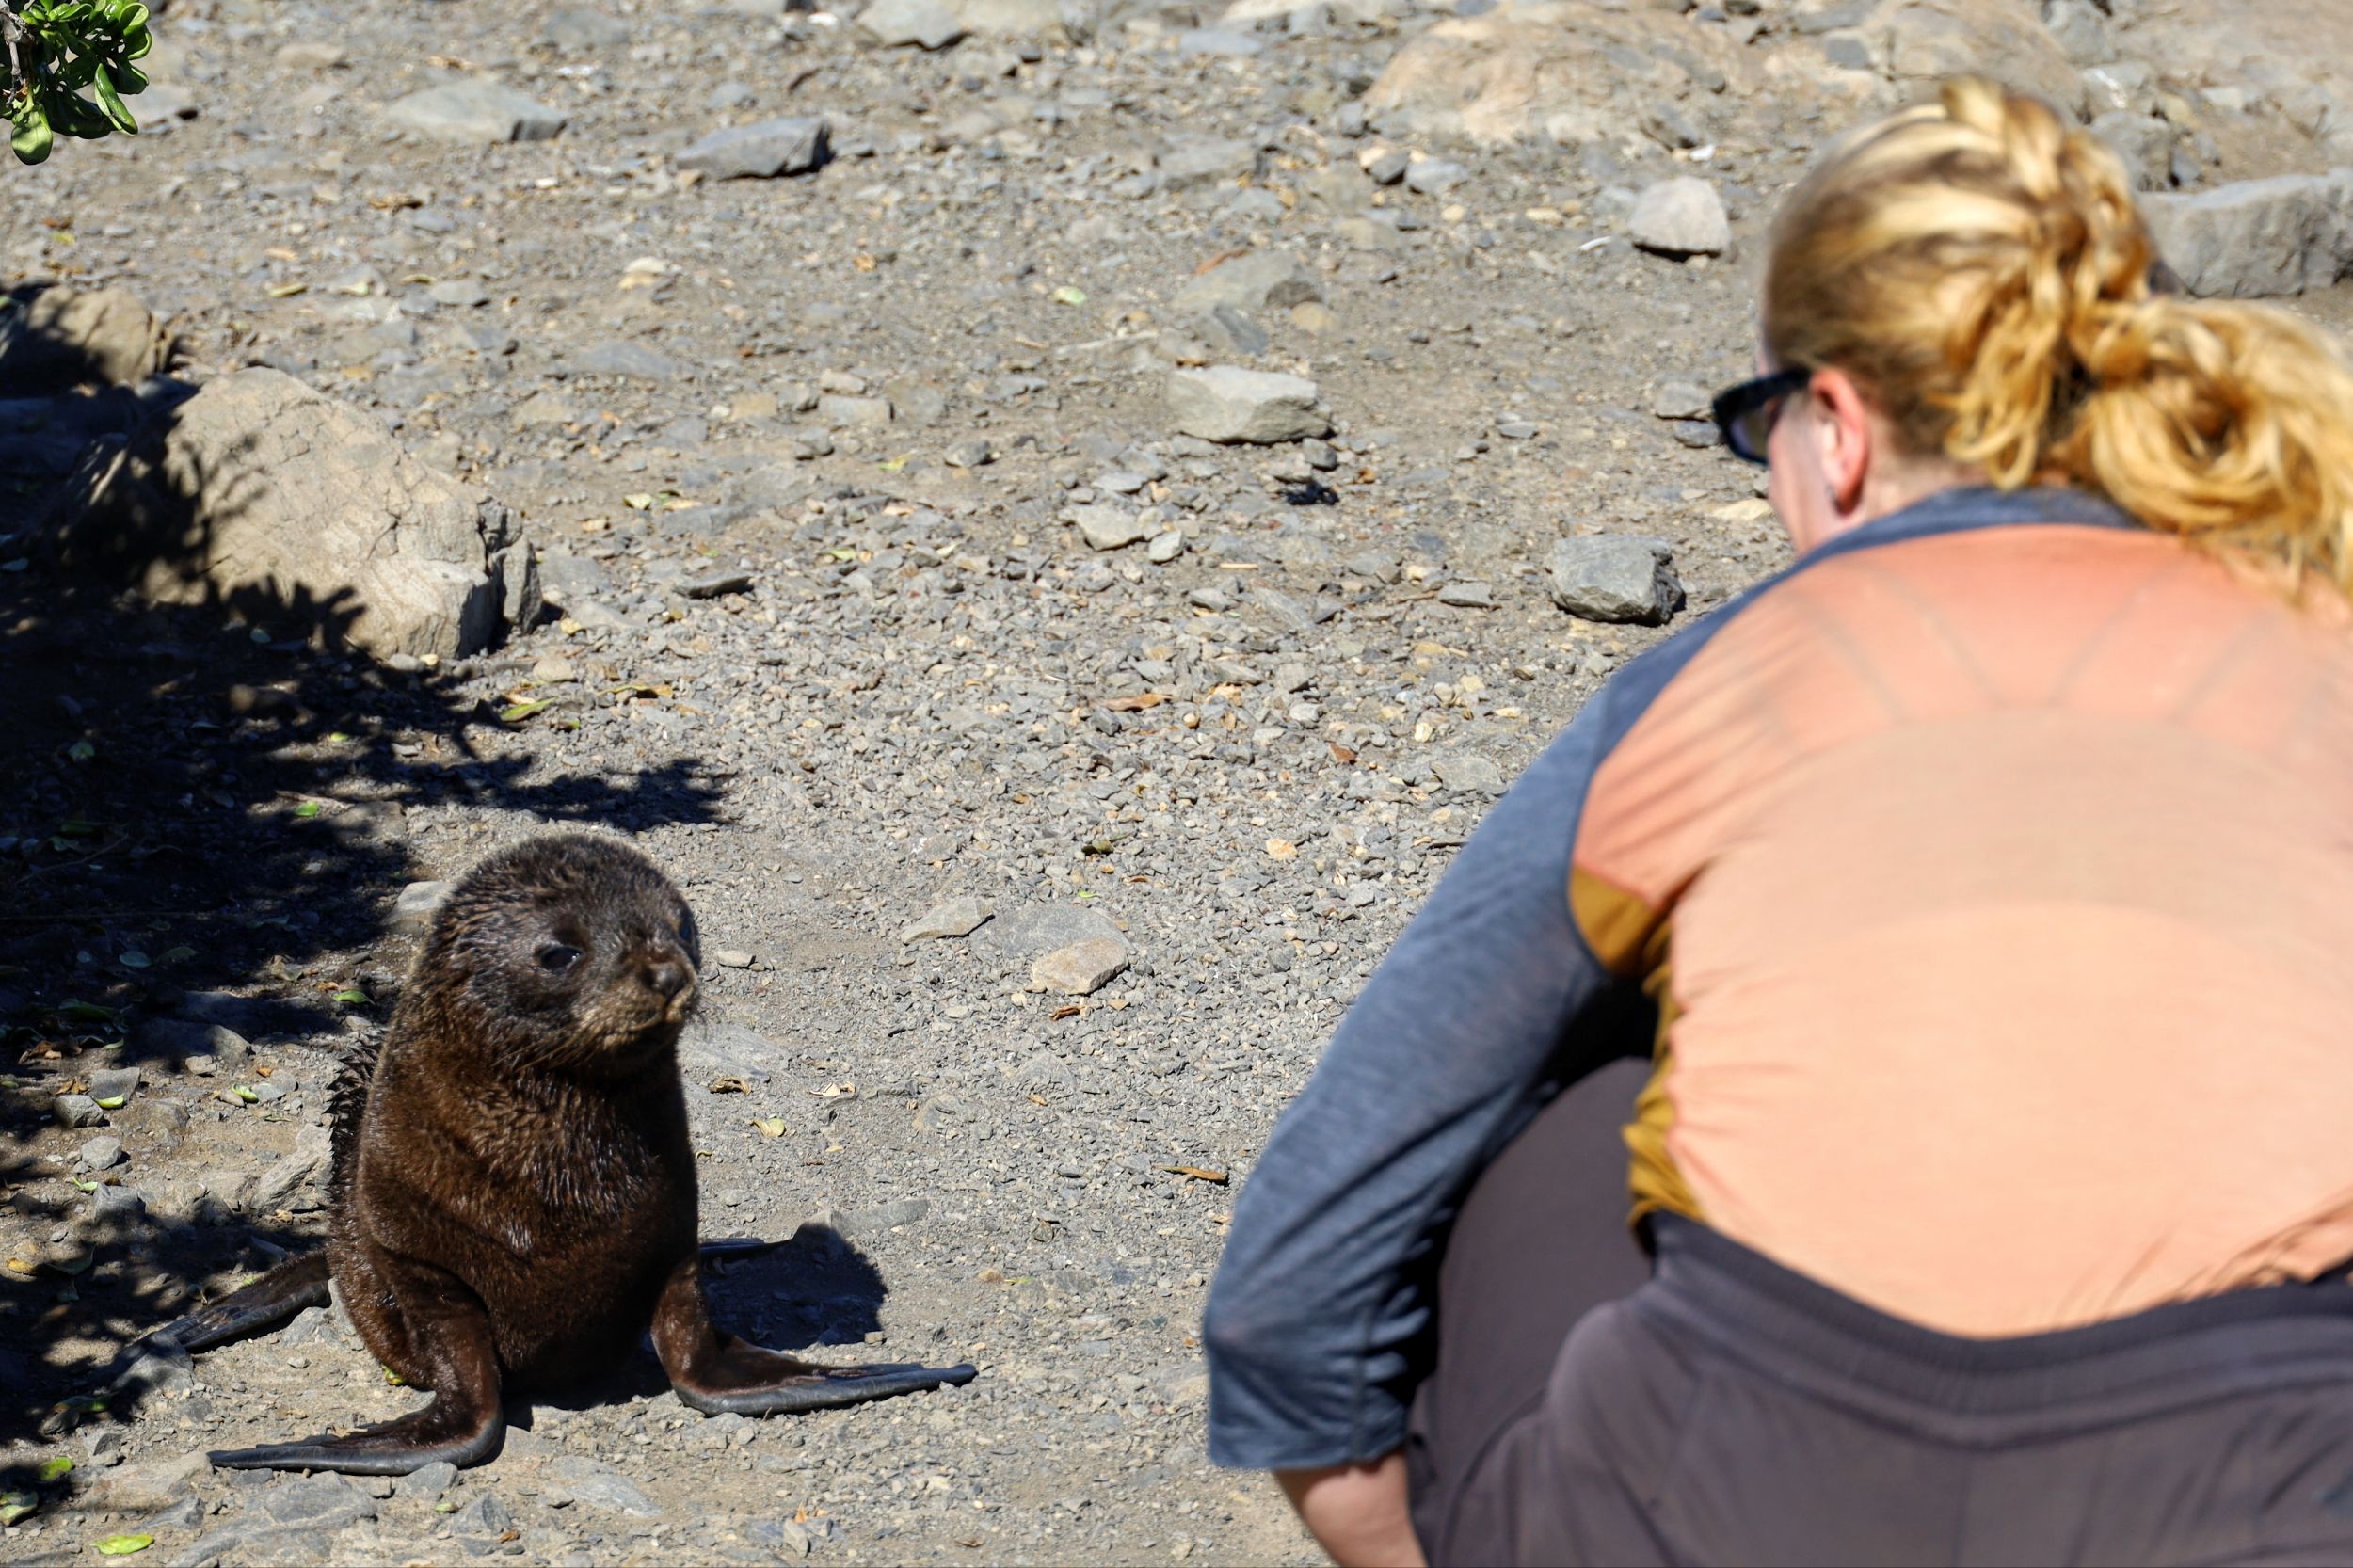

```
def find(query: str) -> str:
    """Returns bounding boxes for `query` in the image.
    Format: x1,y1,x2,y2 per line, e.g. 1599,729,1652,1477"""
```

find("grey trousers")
1405,1063,2353,1567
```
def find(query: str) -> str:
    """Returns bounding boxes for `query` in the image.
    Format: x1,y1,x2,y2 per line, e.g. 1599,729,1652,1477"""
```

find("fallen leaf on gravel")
332,989,366,1006
1162,1165,1229,1184
232,1085,258,1103
293,800,322,818
1049,1005,1080,1020
95,1534,152,1557
708,1076,749,1095
265,282,307,298
1193,247,1251,275
1052,285,1086,305
38,1456,72,1481
752,1117,786,1137
1329,743,1358,764
0,1493,34,1525
500,700,552,723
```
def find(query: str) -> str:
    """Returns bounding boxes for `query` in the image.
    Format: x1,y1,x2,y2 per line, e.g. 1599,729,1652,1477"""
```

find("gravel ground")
7,0,2353,1561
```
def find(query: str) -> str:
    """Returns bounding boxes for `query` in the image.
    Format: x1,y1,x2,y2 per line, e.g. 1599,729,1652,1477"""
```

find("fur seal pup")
159,832,975,1474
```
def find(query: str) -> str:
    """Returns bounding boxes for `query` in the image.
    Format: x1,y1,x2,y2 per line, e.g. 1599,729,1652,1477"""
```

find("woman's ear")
1808,367,1877,518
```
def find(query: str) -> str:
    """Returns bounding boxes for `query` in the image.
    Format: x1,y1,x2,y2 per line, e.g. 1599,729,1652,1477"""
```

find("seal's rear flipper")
673,1359,980,1416
153,1253,331,1354
207,1397,504,1476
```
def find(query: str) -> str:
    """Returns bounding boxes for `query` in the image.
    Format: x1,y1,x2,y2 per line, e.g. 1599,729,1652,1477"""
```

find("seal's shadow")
528,1225,889,1412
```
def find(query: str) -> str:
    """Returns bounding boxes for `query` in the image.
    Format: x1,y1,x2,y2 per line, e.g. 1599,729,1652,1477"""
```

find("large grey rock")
1030,937,1131,995
0,284,172,392
2142,170,2353,297
860,0,967,47
248,1126,332,1211
954,0,1079,39
136,1017,251,1075
1171,250,1323,316
386,79,567,144
1068,504,1155,551
970,904,1124,961
543,1455,661,1516
2089,110,2174,192
678,1017,785,1084
900,894,994,942
1165,366,1331,444
574,339,685,379
1158,136,1257,190
1549,536,1683,625
49,370,539,661
1629,178,1730,258
675,117,830,179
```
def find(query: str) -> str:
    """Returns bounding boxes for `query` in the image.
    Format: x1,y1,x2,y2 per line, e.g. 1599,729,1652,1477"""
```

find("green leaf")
61,1000,116,1022
1052,285,1086,306
118,950,148,968
500,699,552,723
293,800,322,819
232,1085,258,1104
10,104,56,166
331,989,366,1006
72,1178,96,1192
92,66,137,136
38,1455,72,1482
0,1492,35,1526
95,1535,154,1557
94,1095,124,1110
67,739,96,761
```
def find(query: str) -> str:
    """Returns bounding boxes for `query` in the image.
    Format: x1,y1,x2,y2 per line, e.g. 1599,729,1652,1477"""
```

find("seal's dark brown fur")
168,832,973,1475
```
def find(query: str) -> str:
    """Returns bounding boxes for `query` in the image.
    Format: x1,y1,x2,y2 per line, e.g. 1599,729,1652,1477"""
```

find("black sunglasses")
1711,367,1812,465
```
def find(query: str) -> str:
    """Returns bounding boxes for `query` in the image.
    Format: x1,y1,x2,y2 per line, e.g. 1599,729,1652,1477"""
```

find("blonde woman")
1205,77,2353,1567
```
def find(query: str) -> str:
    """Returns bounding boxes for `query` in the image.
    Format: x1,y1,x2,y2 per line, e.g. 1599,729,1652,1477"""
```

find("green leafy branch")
3,0,152,166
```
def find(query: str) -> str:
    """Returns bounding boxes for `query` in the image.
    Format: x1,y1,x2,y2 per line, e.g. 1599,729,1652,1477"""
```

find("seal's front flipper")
152,1253,332,1354
673,1356,980,1416
207,1396,505,1476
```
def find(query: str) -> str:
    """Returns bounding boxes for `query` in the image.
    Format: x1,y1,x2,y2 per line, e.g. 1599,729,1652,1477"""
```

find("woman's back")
1584,500,2353,1335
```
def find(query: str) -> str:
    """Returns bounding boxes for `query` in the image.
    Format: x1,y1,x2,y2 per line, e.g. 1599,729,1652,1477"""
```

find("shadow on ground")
0,286,725,1489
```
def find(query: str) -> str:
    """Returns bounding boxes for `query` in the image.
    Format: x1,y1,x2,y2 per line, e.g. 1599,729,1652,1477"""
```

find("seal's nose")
644,946,695,999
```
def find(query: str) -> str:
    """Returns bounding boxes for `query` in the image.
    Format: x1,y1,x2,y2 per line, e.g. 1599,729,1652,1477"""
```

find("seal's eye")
536,943,583,974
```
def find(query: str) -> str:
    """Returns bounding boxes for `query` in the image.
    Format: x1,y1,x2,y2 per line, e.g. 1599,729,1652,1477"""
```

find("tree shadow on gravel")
0,294,726,1478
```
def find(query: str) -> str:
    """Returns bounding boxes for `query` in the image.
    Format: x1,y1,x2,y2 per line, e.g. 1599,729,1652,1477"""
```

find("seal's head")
423,832,700,1071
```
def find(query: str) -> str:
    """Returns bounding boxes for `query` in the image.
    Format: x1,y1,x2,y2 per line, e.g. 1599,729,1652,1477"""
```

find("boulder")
48,369,540,660
675,116,831,179
1030,937,1131,995
386,79,568,144
1363,0,1747,146
952,0,1077,36
1629,178,1731,258
2141,170,2353,297
0,285,173,392
1869,0,2084,116
1069,504,1156,551
1550,536,1683,625
1165,366,1331,444
860,0,967,47
1172,250,1324,316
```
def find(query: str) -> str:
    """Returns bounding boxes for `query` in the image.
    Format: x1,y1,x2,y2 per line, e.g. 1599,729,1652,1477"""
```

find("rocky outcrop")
48,369,540,660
